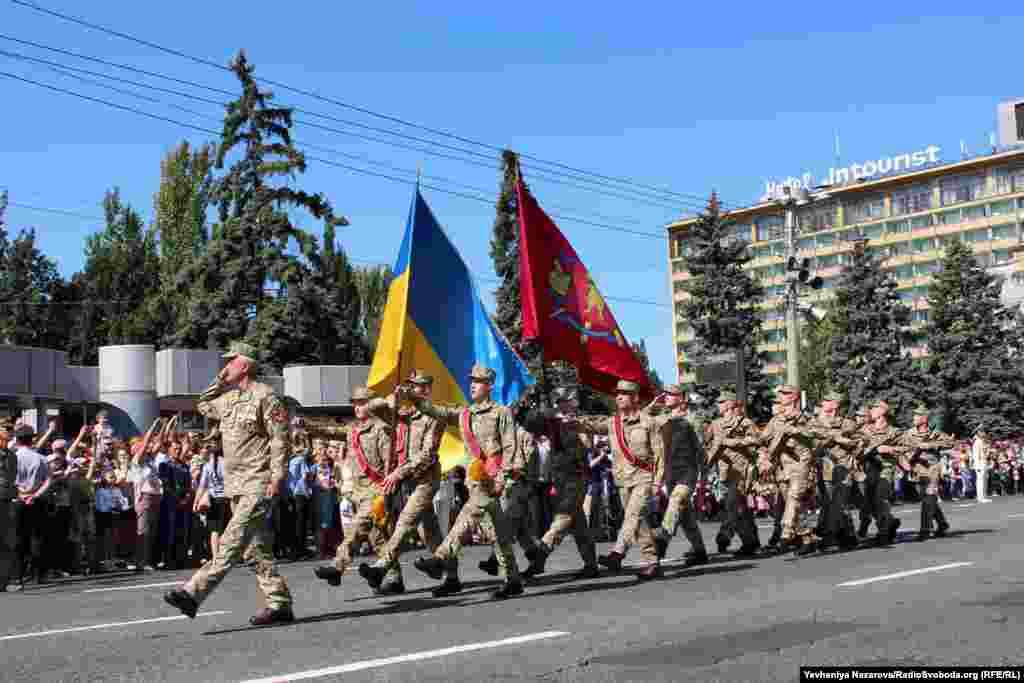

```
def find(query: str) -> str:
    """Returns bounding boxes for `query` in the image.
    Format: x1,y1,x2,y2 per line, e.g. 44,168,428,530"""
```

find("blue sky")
2,2,1022,383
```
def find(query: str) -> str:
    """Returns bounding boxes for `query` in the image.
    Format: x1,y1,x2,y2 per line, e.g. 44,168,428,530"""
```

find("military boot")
250,606,295,626
376,578,405,595
716,534,730,554
358,563,387,590
857,518,870,539
684,549,709,567
414,556,446,580
767,529,782,548
935,519,950,538
575,565,600,579
795,541,817,557
431,576,463,598
598,550,624,571
636,562,663,581
163,589,198,619
491,579,524,599
522,545,550,579
888,518,901,544
478,553,500,577
653,529,671,560
313,566,342,587
733,543,758,558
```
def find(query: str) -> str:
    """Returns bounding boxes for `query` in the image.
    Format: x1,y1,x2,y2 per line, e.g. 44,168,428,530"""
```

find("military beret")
823,391,844,402
717,389,737,402
469,364,496,384
615,380,640,394
13,423,35,438
351,386,375,402
409,371,434,386
222,341,258,363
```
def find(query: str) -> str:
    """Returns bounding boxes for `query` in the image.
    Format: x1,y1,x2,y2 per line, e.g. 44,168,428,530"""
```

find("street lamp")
778,188,825,389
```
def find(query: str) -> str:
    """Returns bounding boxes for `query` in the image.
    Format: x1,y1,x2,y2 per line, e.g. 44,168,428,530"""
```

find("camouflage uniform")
578,381,663,570
330,412,393,577
901,408,956,539
366,374,454,587
0,419,16,589
761,387,817,550
648,386,707,560
809,393,861,549
414,366,521,585
479,427,539,558
182,344,292,613
706,391,761,553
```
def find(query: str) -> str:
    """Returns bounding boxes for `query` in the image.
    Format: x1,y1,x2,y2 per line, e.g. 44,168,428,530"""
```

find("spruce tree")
828,240,925,425
172,51,344,354
923,240,1023,437
682,193,770,420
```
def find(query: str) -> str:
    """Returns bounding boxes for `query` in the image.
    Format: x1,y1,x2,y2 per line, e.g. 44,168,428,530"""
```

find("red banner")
516,180,653,397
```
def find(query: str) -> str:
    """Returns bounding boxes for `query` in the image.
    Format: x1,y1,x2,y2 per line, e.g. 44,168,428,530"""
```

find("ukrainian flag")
368,187,535,473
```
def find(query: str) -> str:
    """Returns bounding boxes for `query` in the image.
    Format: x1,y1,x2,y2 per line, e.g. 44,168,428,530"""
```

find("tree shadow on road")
201,598,468,636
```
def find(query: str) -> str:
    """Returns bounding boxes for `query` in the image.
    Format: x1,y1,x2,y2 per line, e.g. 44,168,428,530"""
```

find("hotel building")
667,100,1024,385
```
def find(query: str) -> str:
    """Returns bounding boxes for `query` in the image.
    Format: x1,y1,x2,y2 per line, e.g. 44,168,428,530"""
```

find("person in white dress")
972,428,992,503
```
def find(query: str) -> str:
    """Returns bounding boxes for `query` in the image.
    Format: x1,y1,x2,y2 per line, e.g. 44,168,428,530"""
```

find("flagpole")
513,157,551,408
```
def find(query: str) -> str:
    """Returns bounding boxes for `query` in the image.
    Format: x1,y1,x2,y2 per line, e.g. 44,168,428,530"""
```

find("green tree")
828,240,925,426
0,192,65,347
797,304,838,408
682,193,770,420
490,150,524,352
632,340,663,390
352,263,392,354
171,51,343,354
923,240,1023,437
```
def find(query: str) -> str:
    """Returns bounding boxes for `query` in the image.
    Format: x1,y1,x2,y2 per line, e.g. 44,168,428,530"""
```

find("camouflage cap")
222,341,258,363
717,389,737,402
615,380,640,394
408,370,434,386
774,384,799,396
823,390,844,402
663,384,684,396
351,386,375,402
468,364,496,384
912,404,931,416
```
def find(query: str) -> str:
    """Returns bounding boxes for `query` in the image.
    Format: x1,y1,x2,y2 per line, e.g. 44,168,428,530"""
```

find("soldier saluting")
164,341,294,626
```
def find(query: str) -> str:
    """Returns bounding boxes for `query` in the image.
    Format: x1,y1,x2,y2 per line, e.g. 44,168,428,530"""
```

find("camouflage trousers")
185,493,291,611
375,480,450,579
661,471,706,554
0,501,15,586
334,492,391,577
825,465,856,541
778,462,818,545
480,480,538,555
436,484,520,581
612,482,657,563
539,478,596,567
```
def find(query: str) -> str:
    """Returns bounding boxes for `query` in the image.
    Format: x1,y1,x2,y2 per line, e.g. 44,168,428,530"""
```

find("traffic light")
788,256,823,289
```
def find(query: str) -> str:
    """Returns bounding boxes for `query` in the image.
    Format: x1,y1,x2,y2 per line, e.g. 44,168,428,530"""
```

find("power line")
0,69,669,240
6,0,727,210
0,38,698,214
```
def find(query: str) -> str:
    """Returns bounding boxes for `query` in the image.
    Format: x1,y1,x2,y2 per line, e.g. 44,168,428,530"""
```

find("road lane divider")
0,611,231,641
836,562,973,588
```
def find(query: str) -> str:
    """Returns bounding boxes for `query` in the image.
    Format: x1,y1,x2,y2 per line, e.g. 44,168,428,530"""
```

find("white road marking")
83,581,181,593
836,562,973,588
0,611,231,641
238,630,571,683
1007,513,1024,519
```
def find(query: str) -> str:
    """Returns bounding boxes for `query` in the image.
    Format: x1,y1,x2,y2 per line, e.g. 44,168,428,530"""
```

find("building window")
898,289,915,302
845,195,886,224
991,200,1015,217
751,245,771,260
764,351,786,364
817,253,839,268
798,202,835,233
912,237,936,254
915,261,940,276
797,237,815,252
820,277,836,290
993,223,1017,241
763,329,787,343
962,228,988,244
756,215,784,242
1015,168,1024,192
892,184,932,215
731,223,753,243
995,168,1015,195
769,241,786,257
887,219,911,234
864,223,885,240
888,241,912,257
911,310,930,323
993,249,1012,265
963,205,987,222
940,174,986,206
910,215,932,230
936,209,961,226
894,264,914,279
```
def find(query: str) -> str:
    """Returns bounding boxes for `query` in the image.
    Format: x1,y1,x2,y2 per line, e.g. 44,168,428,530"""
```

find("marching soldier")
577,380,664,580
861,399,907,546
0,417,17,592
357,372,458,594
810,391,862,551
901,405,955,541
313,388,395,591
648,385,708,566
516,387,600,579
409,364,523,600
851,406,875,539
761,385,818,556
706,390,760,557
165,341,294,626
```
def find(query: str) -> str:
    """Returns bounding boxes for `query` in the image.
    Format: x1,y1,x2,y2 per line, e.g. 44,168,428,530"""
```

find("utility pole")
779,187,823,389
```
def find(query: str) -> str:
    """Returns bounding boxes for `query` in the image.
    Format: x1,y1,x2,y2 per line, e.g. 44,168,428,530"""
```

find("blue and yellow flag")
368,187,535,473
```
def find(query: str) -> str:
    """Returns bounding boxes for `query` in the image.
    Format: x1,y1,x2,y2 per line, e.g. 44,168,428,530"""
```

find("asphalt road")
4,496,1024,683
